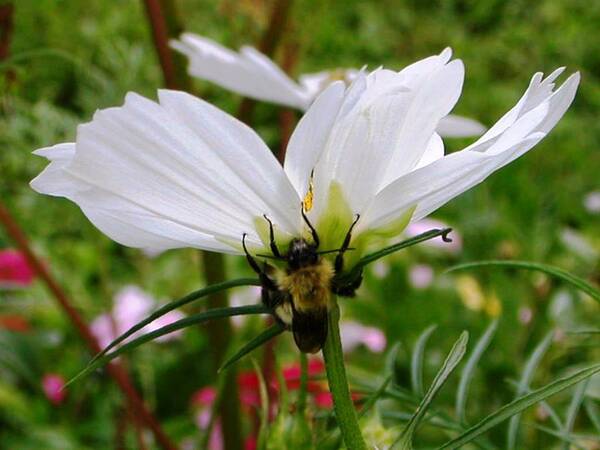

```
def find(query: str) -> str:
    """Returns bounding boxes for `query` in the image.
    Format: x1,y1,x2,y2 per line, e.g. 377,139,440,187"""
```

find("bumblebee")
243,210,362,353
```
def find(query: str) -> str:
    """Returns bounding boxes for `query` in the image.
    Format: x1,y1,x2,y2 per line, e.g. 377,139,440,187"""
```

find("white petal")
298,70,332,100
415,133,444,169
363,70,578,232
31,143,80,197
399,47,453,80
156,90,301,234
171,33,310,109
309,54,464,221
283,82,346,198
366,132,545,231
31,91,302,252
436,114,486,137
380,58,465,186
298,68,361,102
472,69,575,149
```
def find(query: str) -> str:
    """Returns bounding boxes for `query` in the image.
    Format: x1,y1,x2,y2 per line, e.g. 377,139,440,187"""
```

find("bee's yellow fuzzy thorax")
276,258,334,312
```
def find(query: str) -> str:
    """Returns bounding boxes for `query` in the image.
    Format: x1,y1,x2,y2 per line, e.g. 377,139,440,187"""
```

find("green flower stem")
322,299,367,450
298,352,308,413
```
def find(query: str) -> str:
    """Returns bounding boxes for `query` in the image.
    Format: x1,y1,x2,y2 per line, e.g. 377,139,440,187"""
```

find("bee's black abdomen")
292,307,328,353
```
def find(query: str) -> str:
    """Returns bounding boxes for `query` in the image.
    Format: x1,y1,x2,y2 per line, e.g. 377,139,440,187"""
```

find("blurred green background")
1,0,599,449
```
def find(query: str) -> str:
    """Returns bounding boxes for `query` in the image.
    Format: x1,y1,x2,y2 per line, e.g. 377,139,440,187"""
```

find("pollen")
302,171,315,212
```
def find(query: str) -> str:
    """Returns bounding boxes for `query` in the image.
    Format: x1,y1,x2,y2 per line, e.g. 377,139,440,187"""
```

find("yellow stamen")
302,171,315,212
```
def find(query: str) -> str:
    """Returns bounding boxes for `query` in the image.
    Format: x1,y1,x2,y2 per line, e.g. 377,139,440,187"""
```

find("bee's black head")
287,238,318,270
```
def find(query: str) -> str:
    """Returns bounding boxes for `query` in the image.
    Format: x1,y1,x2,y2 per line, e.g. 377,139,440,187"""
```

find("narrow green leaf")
253,359,270,450
561,379,589,450
506,379,563,430
584,399,600,435
69,304,269,386
343,228,452,282
384,342,403,377
358,375,393,419
528,424,589,450
396,331,469,449
411,325,438,397
567,330,600,335
91,277,260,363
0,331,39,388
437,363,600,450
385,411,462,432
507,331,554,450
447,260,600,304
219,323,285,372
456,320,498,424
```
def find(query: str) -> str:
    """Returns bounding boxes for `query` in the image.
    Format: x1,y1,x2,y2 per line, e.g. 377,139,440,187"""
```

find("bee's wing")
292,307,328,354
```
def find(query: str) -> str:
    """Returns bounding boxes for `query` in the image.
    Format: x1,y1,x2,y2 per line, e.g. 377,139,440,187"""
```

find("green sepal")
315,181,355,254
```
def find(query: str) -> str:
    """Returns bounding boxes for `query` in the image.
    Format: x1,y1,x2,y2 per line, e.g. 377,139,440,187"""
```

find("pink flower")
191,386,224,450
0,249,35,287
191,386,217,408
229,286,262,327
405,219,462,253
91,285,184,350
408,264,434,289
237,371,261,408
244,436,257,450
314,390,362,409
42,373,66,405
371,261,390,279
341,321,387,353
584,191,600,214
281,358,326,392
313,391,334,409
518,306,533,325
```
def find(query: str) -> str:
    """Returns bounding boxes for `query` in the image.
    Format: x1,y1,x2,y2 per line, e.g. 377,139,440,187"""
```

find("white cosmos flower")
30,49,579,263
171,33,486,138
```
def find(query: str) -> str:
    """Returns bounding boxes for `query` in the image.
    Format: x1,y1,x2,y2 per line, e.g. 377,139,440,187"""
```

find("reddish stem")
142,0,180,90
0,2,15,83
0,3,13,60
277,39,300,162
0,202,178,450
237,0,295,124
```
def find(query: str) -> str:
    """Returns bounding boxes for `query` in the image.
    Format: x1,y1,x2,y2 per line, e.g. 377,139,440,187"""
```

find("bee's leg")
262,214,282,258
301,206,320,247
335,214,360,273
242,233,277,290
332,271,363,297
